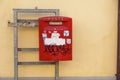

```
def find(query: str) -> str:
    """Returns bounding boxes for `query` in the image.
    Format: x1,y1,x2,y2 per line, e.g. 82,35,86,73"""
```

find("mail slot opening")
49,22,62,25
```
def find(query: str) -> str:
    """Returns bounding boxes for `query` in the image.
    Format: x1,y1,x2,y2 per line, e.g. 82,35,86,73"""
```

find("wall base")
0,76,116,80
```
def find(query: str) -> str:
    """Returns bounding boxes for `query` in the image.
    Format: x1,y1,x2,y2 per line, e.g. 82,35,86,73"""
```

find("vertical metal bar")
14,10,18,80
55,61,59,80
117,0,120,80
55,10,60,80
55,9,60,16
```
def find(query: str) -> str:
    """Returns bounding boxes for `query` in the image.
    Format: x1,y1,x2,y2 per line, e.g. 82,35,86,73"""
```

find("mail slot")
39,16,72,61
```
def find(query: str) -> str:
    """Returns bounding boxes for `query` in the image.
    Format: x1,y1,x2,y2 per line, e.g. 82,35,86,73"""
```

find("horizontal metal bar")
18,62,55,65
18,19,38,23
8,21,38,27
18,48,39,51
13,9,59,13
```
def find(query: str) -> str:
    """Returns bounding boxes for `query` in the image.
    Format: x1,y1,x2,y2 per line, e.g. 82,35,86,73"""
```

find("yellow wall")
0,0,118,77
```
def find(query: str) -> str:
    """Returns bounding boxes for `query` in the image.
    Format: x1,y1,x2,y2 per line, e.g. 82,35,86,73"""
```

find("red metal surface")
39,16,72,61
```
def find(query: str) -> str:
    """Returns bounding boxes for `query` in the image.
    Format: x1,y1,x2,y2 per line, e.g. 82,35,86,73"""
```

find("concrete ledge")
0,76,116,80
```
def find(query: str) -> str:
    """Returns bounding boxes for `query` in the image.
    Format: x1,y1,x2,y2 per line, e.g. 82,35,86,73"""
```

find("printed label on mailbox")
39,16,72,61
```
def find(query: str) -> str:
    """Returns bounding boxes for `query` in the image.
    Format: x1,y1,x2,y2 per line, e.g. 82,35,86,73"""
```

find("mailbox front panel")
39,16,72,61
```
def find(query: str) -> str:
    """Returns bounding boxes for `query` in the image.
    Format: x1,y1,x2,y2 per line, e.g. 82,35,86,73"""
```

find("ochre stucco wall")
0,0,118,77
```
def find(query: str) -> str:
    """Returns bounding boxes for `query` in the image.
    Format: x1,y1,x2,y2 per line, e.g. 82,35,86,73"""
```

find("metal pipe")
55,10,60,80
14,10,18,80
55,61,59,80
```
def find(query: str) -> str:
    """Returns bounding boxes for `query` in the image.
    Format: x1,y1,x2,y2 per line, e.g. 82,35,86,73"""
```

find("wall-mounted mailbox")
39,16,72,61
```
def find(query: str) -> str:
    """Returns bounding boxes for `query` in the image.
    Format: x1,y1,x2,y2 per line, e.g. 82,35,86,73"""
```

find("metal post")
55,61,59,80
55,10,60,80
55,9,59,16
117,0,120,80
14,10,18,80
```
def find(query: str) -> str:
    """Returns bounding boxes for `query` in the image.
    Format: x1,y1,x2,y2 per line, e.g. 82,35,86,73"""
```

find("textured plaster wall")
0,0,118,77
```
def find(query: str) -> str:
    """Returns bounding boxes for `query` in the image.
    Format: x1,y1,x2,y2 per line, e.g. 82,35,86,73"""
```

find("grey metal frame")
13,9,59,80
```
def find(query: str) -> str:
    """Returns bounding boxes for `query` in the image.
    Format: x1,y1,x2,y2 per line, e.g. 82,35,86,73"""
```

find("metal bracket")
10,8,60,80
8,21,38,27
8,9,59,27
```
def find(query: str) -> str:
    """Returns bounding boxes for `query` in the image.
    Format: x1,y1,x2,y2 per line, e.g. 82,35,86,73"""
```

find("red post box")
39,16,72,61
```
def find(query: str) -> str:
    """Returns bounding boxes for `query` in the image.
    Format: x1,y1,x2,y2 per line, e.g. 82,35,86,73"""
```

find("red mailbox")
39,16,72,61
